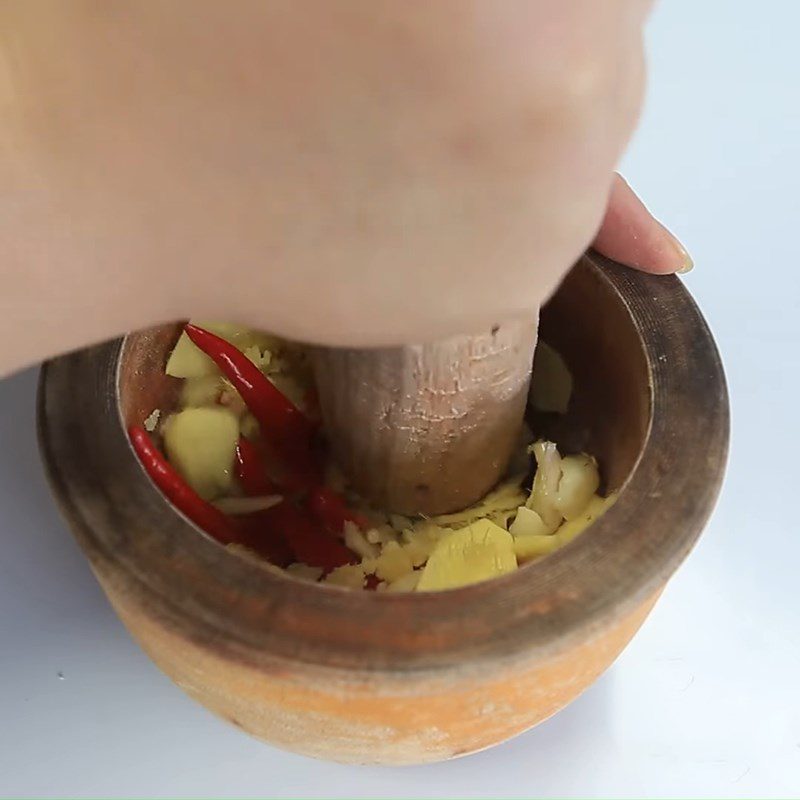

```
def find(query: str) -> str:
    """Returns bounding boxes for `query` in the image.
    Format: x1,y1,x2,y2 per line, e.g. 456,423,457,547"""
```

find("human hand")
0,1,686,375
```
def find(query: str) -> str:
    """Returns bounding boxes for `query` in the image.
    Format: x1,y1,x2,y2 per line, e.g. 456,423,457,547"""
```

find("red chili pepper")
235,436,278,496
364,574,381,591
235,434,317,495
308,485,369,534
235,436,353,570
236,511,294,567
184,324,313,453
277,447,324,494
266,502,355,572
129,426,240,545
186,324,320,490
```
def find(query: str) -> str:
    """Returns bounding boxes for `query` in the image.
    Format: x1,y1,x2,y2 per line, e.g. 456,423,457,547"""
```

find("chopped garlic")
344,521,380,560
387,571,421,593
285,563,324,583
430,477,527,527
243,344,270,370
325,563,366,589
374,541,414,582
366,524,398,546
360,557,378,574
402,537,432,568
389,514,413,532
143,408,161,432
401,522,447,566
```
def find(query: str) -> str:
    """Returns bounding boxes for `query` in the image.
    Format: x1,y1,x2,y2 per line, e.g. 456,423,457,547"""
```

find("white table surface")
2,1,798,797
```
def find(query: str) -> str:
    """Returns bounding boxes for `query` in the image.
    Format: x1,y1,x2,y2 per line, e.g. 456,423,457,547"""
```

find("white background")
1,1,798,797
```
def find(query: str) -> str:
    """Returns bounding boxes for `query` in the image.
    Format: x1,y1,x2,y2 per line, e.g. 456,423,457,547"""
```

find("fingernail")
664,226,693,273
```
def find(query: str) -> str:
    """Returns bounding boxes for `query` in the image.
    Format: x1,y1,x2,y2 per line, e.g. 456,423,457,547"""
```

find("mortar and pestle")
38,252,728,764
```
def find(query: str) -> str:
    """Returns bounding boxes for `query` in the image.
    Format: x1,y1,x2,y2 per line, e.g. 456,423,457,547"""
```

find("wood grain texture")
104,575,658,764
37,253,729,763
312,317,538,515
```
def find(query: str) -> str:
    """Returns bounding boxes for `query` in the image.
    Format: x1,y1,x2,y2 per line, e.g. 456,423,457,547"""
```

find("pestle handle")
312,316,538,516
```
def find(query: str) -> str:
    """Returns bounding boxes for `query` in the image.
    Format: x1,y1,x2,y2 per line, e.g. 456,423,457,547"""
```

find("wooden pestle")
311,316,538,516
